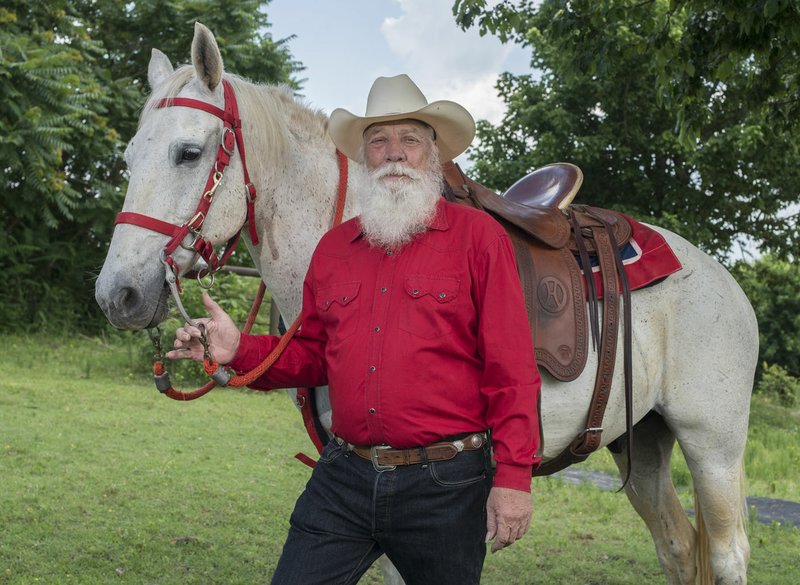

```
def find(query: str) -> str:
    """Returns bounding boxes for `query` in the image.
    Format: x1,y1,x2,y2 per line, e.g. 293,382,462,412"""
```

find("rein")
121,79,349,399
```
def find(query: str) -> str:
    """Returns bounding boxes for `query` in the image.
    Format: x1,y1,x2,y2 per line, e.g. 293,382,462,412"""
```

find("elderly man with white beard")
168,75,541,585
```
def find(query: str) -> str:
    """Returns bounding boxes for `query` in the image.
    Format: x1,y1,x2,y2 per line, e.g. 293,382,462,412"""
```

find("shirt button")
380,287,387,293
369,365,376,372
385,248,393,255
411,289,420,295
439,292,446,299
369,408,376,414
374,326,380,332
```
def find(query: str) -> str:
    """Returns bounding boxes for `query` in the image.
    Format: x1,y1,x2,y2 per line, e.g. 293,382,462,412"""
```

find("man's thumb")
202,292,223,317
485,507,497,542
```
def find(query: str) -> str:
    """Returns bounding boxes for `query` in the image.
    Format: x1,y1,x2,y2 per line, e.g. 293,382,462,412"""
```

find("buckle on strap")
578,427,603,439
370,445,397,472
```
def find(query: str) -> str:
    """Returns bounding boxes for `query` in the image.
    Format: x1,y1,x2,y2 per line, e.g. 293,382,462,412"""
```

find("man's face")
363,121,434,178
357,120,442,248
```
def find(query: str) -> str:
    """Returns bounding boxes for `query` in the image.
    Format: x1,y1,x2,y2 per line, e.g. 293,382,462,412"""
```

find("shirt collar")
347,197,450,243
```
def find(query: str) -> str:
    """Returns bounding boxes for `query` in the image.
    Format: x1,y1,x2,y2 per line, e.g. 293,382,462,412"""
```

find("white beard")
357,161,443,248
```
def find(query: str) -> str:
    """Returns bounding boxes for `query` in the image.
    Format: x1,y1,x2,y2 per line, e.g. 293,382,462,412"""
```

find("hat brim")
328,100,476,163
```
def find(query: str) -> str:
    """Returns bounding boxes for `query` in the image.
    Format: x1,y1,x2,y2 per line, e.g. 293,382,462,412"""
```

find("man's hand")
485,486,532,553
166,293,241,365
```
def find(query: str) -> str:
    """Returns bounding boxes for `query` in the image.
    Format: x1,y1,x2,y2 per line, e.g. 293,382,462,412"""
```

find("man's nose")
385,138,406,162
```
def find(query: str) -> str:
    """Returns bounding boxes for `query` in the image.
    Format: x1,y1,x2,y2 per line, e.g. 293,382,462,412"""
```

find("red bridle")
120,77,351,401
115,79,259,286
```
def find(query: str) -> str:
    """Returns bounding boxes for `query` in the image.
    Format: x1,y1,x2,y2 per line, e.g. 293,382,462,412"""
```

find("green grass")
1,333,798,584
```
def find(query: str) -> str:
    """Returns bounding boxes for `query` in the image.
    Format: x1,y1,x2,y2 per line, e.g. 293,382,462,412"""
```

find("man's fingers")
495,522,522,552
490,523,514,553
166,347,196,360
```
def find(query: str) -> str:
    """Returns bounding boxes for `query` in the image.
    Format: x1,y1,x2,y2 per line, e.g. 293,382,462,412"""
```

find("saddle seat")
504,162,583,210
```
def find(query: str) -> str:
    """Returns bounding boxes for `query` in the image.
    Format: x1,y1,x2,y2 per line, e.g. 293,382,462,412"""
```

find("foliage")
0,0,299,333
0,0,123,329
2,333,799,583
453,0,800,260
732,255,800,378
757,363,800,408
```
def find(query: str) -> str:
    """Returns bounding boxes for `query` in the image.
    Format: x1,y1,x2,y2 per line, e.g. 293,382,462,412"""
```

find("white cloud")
380,0,526,125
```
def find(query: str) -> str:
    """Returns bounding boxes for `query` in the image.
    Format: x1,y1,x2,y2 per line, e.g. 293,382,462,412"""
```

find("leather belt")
337,432,488,472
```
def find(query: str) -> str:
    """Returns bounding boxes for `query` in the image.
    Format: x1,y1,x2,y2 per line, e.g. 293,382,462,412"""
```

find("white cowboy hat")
328,74,476,163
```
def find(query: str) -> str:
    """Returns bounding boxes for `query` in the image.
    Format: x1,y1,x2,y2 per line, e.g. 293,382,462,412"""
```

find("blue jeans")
270,438,493,585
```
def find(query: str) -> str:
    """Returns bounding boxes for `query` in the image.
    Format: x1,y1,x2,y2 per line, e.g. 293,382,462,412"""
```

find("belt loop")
418,446,428,468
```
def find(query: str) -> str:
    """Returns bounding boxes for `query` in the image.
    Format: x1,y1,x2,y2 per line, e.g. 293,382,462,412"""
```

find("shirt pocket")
399,275,460,340
316,281,361,341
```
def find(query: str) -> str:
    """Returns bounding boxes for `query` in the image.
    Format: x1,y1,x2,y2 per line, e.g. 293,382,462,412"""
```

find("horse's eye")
182,147,202,162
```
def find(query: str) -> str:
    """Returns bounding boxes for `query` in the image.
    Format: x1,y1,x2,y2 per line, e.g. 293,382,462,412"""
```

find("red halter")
114,79,259,285
122,78,352,402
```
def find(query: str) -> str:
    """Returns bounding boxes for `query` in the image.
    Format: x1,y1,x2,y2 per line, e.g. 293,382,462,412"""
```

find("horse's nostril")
115,286,141,313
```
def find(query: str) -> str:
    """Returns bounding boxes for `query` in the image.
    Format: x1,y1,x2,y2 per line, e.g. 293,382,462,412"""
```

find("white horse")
95,23,758,585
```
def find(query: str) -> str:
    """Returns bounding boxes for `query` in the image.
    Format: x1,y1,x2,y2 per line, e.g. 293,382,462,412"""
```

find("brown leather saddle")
442,161,634,478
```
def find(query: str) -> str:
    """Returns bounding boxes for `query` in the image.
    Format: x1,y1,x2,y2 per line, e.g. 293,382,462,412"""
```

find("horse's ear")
148,49,174,90
191,22,224,92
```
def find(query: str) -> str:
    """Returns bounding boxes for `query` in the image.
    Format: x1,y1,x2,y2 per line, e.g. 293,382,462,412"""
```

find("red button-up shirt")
229,199,541,491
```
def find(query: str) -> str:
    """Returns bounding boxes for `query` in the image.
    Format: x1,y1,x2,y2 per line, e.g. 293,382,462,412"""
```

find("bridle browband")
115,79,259,291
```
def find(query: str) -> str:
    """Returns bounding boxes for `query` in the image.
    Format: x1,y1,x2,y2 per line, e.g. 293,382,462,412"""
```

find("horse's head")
96,23,251,329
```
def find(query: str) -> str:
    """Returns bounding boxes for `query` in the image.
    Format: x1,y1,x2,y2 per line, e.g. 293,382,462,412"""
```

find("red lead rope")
154,149,349,400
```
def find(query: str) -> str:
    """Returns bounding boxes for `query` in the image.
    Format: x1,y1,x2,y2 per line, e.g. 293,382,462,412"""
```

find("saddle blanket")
583,215,682,296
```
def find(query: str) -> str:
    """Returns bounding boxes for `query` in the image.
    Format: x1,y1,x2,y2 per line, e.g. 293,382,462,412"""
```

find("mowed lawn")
1,334,798,584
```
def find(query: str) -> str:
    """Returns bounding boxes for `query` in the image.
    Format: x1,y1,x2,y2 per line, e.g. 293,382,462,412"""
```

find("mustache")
370,162,424,181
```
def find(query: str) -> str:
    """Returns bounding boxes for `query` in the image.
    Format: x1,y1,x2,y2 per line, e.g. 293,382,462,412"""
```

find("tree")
0,0,299,331
453,0,800,260
732,255,800,380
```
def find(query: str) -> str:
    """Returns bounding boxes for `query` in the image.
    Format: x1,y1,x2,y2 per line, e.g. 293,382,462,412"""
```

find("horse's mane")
142,66,331,174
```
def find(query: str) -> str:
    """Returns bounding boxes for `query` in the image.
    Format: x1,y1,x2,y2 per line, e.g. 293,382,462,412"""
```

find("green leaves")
455,0,800,261
0,0,301,332
733,256,800,381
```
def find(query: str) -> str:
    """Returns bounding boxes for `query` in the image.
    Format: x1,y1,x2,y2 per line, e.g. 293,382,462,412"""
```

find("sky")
266,0,533,165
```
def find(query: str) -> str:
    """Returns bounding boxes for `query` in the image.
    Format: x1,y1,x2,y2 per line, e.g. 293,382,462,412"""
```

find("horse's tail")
694,459,749,585
694,490,714,585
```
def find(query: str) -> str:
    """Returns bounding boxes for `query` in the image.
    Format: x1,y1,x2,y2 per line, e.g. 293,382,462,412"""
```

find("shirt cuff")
227,333,269,372
493,462,533,492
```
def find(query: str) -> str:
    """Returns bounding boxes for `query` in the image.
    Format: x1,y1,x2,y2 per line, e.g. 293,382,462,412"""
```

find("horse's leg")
377,555,406,585
674,424,750,585
610,412,697,585
641,232,753,585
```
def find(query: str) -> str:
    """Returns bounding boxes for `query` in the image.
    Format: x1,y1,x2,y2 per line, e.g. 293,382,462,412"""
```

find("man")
168,74,541,585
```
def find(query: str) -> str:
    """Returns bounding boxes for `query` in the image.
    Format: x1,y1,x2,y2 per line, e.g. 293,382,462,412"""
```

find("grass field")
1,333,798,584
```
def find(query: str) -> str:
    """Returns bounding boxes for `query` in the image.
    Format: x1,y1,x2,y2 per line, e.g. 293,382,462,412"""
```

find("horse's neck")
243,93,365,320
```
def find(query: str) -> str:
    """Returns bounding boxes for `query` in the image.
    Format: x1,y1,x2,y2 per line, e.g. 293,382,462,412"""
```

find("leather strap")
569,223,619,456
533,210,630,477
346,432,488,467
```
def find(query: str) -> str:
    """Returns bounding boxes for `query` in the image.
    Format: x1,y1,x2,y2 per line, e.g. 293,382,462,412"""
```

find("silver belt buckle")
370,445,397,472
